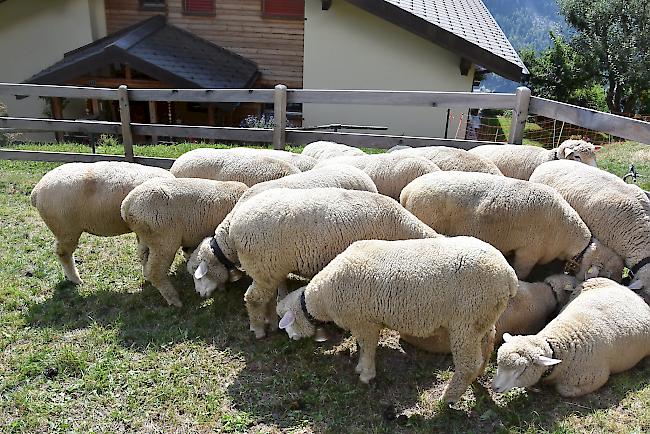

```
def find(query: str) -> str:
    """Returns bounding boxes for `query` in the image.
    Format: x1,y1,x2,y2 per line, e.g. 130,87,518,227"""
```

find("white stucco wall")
0,0,107,142
303,0,474,138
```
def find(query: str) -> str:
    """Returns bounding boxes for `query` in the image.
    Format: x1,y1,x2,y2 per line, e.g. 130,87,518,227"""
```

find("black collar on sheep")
210,237,238,270
564,237,593,274
300,291,328,327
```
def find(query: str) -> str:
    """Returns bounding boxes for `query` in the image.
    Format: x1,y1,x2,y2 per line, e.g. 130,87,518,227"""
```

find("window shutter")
262,0,304,18
184,0,214,14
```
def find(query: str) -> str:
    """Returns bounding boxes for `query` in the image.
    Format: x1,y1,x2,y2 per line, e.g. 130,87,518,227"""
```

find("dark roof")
26,15,259,89
344,0,529,82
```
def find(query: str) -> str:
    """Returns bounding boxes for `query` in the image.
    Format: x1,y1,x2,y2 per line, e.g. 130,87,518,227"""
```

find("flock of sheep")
29,140,650,403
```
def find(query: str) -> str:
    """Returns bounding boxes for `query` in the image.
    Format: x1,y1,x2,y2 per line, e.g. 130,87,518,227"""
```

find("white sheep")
469,140,600,180
530,160,650,294
276,236,518,402
187,187,437,338
30,162,174,284
493,278,650,397
237,164,378,203
301,141,366,161
314,153,440,199
400,171,624,280
229,147,317,171
391,146,503,175
401,274,578,353
120,178,248,307
170,148,300,186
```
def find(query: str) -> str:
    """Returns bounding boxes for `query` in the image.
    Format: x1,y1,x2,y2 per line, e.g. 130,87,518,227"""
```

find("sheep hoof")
359,372,375,384
250,326,266,339
66,276,83,285
355,363,363,374
168,299,183,308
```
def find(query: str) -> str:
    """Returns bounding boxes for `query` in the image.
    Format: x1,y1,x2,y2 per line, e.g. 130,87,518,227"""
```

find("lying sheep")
391,146,503,175
401,274,578,353
187,188,437,338
469,140,600,180
30,162,174,284
493,278,650,397
238,164,377,203
229,147,317,171
315,153,440,199
400,171,623,280
120,178,247,307
530,160,650,294
170,148,300,186
276,237,518,402
301,141,366,161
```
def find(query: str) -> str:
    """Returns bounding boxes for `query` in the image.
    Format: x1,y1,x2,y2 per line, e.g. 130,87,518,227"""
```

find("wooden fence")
1,83,649,168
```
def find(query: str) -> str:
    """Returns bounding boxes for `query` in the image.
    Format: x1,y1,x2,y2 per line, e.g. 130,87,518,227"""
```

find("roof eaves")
346,0,527,82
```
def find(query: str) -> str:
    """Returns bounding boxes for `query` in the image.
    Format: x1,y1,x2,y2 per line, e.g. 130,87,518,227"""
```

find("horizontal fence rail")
1,83,649,168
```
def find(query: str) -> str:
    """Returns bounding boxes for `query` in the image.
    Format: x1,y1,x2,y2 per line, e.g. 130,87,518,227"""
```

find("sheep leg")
144,245,182,307
555,367,610,397
478,326,497,374
444,331,484,403
136,235,150,271
265,299,279,332
353,325,381,383
244,280,276,339
511,251,538,279
54,231,83,284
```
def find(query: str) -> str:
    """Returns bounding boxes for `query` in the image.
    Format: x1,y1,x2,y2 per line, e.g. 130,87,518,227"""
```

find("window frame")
261,0,305,20
139,0,166,12
183,0,216,16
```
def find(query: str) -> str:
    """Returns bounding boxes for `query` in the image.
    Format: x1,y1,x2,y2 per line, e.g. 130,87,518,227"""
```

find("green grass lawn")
1,142,649,433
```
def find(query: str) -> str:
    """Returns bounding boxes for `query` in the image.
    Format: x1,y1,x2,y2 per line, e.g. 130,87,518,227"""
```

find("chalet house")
0,0,527,141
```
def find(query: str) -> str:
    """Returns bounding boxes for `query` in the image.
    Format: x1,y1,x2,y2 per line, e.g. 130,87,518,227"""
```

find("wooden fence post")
117,85,134,161
509,86,531,145
273,84,287,150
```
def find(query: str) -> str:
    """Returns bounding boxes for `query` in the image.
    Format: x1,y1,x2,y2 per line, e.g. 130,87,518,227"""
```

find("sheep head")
578,239,625,282
493,333,562,393
276,287,317,341
558,140,600,167
187,237,230,298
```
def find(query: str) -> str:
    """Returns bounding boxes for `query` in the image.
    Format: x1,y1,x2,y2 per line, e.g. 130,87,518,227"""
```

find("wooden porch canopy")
25,15,260,107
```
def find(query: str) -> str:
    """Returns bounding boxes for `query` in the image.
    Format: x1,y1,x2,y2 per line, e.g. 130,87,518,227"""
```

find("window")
139,0,165,11
183,0,215,15
262,0,304,19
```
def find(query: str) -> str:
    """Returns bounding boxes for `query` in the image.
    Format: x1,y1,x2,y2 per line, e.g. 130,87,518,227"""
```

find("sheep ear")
535,355,562,366
279,311,295,329
194,261,208,279
502,333,514,343
228,268,243,282
564,148,574,158
629,280,644,290
585,265,601,280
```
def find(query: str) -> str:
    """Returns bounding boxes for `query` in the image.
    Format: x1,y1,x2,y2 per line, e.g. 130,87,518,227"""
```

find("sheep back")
301,141,366,161
393,146,503,175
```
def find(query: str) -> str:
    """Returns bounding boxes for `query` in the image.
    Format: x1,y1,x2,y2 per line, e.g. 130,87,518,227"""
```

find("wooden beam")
207,104,216,144
509,86,531,145
70,77,169,89
148,100,158,144
273,84,287,150
51,97,64,142
124,65,132,81
128,88,275,103
131,123,273,142
0,83,118,100
0,149,174,168
117,85,134,161
0,116,121,134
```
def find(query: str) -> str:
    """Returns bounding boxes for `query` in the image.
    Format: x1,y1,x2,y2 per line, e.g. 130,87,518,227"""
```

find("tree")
558,0,650,113
521,33,607,110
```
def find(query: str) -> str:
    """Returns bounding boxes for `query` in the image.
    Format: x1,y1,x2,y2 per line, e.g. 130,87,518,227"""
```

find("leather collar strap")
629,257,650,277
541,341,558,379
300,291,327,327
209,237,237,270
564,238,593,274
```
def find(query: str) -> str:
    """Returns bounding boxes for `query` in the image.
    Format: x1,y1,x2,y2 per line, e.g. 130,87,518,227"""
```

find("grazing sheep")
30,162,174,284
276,237,518,402
229,147,317,171
170,148,300,186
391,146,503,175
401,274,578,353
301,141,366,161
187,188,437,338
530,160,650,294
238,164,378,203
400,171,624,280
469,140,600,180
120,178,247,307
315,153,440,199
493,278,650,397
